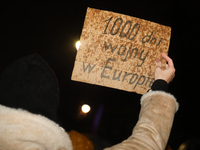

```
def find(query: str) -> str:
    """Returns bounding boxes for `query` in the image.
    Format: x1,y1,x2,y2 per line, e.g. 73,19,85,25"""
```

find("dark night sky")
1,0,200,149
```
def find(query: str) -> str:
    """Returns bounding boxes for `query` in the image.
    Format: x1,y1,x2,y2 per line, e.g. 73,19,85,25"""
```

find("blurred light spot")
75,41,80,50
81,104,91,113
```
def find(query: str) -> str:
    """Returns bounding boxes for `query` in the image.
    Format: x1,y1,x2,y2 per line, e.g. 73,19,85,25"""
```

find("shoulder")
0,104,72,150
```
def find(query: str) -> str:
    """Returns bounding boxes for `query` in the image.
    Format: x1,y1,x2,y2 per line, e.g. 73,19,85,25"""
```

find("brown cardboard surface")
71,7,171,94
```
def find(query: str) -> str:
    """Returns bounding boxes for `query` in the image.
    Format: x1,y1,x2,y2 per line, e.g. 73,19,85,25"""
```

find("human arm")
104,53,178,150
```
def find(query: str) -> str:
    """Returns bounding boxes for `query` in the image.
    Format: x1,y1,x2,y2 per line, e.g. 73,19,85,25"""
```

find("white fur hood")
0,104,72,150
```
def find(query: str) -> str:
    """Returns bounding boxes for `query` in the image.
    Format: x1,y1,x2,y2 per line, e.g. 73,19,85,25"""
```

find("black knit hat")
0,54,60,123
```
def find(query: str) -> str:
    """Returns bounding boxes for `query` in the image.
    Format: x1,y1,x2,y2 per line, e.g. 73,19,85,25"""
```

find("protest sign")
71,7,171,94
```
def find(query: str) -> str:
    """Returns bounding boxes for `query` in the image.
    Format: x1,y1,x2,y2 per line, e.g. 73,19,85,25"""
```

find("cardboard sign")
71,7,171,94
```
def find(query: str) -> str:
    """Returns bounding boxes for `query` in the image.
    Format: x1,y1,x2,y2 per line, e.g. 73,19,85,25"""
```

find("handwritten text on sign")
71,7,171,94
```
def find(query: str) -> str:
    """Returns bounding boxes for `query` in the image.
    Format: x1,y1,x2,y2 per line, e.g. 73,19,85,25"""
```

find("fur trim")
141,91,179,112
0,104,72,150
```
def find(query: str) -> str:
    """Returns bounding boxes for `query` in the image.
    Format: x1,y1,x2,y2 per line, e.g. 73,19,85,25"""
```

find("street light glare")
75,41,80,50
81,104,91,113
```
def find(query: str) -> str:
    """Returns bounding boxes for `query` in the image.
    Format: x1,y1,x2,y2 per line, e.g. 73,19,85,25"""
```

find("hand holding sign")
155,53,175,84
71,7,172,94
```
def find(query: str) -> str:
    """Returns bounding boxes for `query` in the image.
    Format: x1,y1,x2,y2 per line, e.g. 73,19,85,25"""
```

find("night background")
1,0,199,149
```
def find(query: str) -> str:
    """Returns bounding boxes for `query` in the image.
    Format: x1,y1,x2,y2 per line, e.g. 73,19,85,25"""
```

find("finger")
156,58,162,67
161,53,174,68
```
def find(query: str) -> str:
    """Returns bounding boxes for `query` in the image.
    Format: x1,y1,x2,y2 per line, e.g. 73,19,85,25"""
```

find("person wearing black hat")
0,53,178,150
0,54,72,150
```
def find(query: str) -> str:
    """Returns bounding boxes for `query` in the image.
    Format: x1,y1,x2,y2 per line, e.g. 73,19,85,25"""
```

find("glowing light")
81,104,91,113
75,41,80,50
